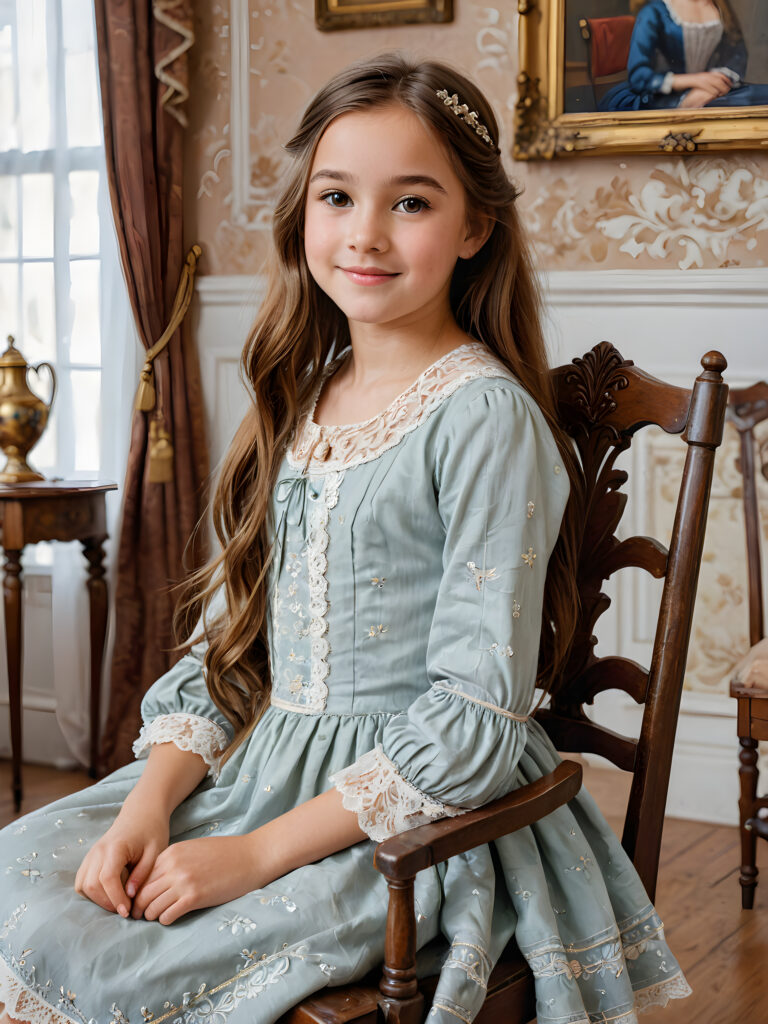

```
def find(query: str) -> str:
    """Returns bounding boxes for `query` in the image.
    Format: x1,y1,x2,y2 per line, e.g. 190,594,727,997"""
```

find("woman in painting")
599,0,768,110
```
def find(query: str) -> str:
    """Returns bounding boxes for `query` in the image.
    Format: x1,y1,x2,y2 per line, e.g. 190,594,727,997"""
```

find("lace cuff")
132,712,228,780
329,742,468,842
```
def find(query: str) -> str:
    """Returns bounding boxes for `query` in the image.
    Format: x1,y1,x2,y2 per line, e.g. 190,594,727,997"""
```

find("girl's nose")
347,208,388,253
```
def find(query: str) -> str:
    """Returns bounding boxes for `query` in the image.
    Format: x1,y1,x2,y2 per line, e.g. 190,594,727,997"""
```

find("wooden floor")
1,758,766,1022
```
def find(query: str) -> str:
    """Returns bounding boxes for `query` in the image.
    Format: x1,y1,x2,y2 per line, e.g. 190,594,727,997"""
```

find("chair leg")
738,736,759,909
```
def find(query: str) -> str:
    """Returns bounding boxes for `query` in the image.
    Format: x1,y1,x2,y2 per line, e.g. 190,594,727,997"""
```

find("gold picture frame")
315,0,453,32
515,0,768,159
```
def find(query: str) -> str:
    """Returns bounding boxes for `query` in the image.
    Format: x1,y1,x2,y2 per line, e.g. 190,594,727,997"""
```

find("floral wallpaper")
647,421,766,695
183,0,768,275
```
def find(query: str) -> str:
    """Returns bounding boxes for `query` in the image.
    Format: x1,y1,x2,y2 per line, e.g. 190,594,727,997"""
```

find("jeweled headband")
435,88,495,149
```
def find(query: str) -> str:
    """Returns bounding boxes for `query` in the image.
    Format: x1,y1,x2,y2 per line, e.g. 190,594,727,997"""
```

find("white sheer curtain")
0,0,137,764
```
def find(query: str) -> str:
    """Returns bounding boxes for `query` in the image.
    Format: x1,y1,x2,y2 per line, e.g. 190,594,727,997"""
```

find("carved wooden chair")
579,16,636,108
278,343,728,1024
727,382,768,908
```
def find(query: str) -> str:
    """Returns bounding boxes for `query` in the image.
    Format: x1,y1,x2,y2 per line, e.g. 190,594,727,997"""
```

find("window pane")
0,23,18,151
22,173,53,258
69,258,100,364
18,0,50,152
22,260,55,362
72,368,100,471
64,3,99,149
29,394,57,474
69,170,99,255
0,262,19,338
0,175,18,257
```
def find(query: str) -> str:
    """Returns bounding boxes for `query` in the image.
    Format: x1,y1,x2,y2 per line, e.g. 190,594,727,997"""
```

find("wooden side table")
0,480,118,810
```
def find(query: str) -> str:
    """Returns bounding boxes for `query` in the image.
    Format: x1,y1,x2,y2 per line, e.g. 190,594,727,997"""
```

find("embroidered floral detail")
0,948,89,1024
554,464,561,475
257,893,297,912
365,623,389,639
483,642,514,658
430,999,473,1023
140,945,326,1024
522,547,536,569
218,914,258,935
565,855,593,879
16,853,42,883
329,742,467,842
527,501,535,518
132,712,228,780
431,681,529,722
444,940,492,989
466,561,498,590
0,904,27,940
512,600,521,619
371,576,387,588
287,341,515,473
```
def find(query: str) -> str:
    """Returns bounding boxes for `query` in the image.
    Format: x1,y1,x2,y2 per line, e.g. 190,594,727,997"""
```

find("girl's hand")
672,71,732,97
74,805,170,918
130,835,263,925
679,86,722,109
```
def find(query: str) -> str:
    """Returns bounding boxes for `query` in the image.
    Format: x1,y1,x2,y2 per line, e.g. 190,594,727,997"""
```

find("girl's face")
304,103,487,333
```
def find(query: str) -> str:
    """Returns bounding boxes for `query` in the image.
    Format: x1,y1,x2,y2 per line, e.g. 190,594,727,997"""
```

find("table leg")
82,535,108,778
3,548,23,811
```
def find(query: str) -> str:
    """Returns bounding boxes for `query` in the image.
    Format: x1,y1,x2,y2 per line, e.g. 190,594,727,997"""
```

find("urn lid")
0,335,28,369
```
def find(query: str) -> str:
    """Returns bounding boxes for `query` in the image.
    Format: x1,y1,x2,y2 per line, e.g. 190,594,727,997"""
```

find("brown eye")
323,190,350,208
397,196,428,214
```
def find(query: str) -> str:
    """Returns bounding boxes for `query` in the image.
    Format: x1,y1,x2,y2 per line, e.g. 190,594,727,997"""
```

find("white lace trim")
329,742,468,842
287,341,515,473
0,956,79,1024
132,712,228,780
633,972,692,1013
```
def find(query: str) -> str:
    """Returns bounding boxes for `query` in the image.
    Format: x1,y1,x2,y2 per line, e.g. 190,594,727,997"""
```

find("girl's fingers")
142,887,178,923
99,851,131,917
125,847,158,899
130,874,167,919
158,899,188,926
76,873,117,914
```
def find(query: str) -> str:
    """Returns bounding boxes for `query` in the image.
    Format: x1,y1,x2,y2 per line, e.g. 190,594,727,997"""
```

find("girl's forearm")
248,787,368,883
127,743,210,819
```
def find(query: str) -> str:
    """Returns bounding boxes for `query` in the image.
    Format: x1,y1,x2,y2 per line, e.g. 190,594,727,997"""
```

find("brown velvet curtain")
95,0,209,773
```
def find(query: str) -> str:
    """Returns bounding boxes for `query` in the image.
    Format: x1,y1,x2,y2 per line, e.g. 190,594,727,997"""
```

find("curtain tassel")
134,243,201,483
148,415,175,483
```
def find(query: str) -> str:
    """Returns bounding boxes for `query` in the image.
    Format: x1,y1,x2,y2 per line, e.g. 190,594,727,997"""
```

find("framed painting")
515,0,768,159
315,0,453,32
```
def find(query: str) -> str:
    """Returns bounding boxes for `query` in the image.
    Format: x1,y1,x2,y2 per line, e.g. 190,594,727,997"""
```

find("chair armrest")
373,760,582,881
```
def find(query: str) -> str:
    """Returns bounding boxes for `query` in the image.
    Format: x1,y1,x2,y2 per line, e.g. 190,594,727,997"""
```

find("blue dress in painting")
600,0,768,111
0,343,692,1024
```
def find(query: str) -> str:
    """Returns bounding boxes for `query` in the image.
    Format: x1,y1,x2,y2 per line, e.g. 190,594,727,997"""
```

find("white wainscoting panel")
194,267,768,824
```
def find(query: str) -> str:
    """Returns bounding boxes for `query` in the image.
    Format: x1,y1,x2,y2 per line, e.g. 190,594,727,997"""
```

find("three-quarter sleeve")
625,7,671,96
329,383,571,841
132,586,235,779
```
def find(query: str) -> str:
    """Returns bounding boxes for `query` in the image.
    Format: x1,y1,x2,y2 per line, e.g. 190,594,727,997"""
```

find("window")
0,0,107,485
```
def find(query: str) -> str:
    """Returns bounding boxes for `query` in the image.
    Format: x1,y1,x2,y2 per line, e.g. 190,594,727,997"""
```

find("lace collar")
286,340,515,473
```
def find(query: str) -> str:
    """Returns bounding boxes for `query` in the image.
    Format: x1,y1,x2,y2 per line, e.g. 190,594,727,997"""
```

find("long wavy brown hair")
174,52,583,761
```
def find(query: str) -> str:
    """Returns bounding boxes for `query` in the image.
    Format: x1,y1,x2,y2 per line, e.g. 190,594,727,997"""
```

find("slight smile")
339,266,400,286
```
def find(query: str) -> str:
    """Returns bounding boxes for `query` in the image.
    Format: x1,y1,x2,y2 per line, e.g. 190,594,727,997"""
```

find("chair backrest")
726,382,768,649
580,15,636,79
535,342,727,901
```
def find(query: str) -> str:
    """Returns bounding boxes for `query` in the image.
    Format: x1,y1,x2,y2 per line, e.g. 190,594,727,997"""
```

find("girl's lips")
340,267,400,286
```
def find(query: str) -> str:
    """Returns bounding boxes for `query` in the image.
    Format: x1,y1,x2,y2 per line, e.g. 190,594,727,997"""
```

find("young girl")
601,0,768,111
0,53,691,1024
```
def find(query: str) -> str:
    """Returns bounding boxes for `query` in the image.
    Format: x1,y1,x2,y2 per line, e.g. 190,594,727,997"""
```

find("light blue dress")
0,342,691,1024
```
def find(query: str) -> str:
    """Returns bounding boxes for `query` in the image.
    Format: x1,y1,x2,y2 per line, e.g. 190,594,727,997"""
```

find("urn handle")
29,360,57,411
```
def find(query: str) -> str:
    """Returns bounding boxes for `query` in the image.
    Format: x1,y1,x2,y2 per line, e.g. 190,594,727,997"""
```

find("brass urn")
0,335,57,483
